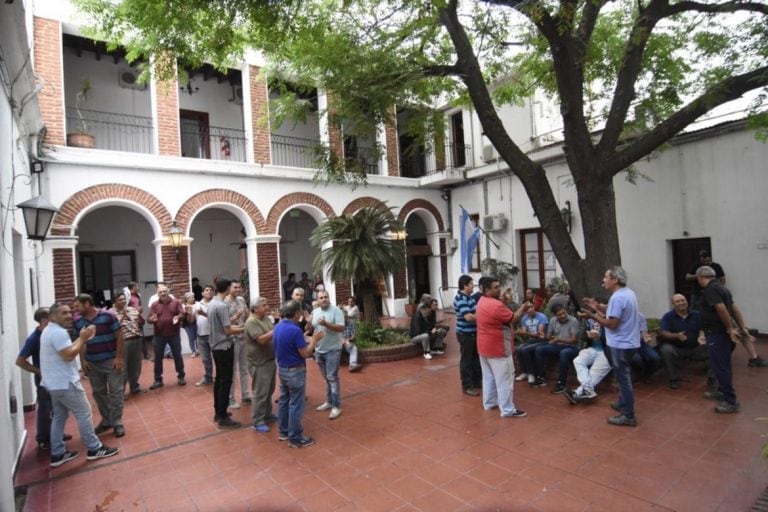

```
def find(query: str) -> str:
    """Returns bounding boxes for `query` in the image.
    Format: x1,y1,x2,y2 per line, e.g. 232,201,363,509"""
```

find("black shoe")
748,357,768,367
501,410,527,418
607,414,637,427
668,380,680,390
94,423,112,435
149,381,164,390
177,378,186,386
714,401,740,414
241,397,252,404
62,434,73,442
213,412,233,422
217,418,242,429
38,441,50,451
289,436,316,448
87,445,119,460
565,389,579,405
50,450,78,467
610,401,622,412
130,388,147,394
530,377,546,388
113,425,126,438
463,388,480,396
703,391,724,401
551,383,566,394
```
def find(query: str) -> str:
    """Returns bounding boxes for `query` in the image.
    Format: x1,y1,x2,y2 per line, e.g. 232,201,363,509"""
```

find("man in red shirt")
147,284,192,389
476,276,530,418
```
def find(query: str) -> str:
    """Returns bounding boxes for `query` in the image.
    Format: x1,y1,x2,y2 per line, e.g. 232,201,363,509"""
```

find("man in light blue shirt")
311,290,345,420
40,303,119,467
584,266,640,427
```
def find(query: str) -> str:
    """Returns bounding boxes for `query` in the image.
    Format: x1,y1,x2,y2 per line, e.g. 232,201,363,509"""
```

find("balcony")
180,124,247,162
270,134,317,169
66,107,154,153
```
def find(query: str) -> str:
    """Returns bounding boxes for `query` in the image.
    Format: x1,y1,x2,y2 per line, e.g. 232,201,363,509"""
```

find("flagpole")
458,204,501,250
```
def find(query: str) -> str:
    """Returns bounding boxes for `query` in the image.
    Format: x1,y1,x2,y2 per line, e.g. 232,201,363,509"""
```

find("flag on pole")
459,207,481,274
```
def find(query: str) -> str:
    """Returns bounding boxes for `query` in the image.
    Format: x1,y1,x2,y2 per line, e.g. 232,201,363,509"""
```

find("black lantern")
16,195,59,241
560,200,572,234
168,222,185,259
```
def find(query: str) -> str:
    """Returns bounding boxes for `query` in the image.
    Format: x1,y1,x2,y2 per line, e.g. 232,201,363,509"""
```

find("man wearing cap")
696,265,754,413
685,250,725,309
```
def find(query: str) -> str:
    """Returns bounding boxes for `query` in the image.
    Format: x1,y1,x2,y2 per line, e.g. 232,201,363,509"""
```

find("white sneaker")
527,375,536,384
329,407,342,420
316,402,332,412
228,401,241,409
423,353,432,360
515,373,529,382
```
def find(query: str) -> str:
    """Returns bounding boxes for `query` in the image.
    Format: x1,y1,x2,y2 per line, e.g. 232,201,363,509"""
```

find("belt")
281,365,305,370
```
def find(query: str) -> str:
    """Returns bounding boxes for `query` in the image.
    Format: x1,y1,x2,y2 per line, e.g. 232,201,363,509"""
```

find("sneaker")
228,400,241,409
113,425,126,438
462,388,480,396
289,436,316,448
241,397,252,405
217,418,242,429
582,389,597,399
316,402,332,412
607,414,637,427
423,353,432,360
349,364,362,373
748,357,768,367
329,407,342,420
86,445,119,460
213,412,232,422
530,377,546,388
514,373,529,382
38,441,50,451
177,377,186,386
196,378,213,387
94,423,112,435
63,434,73,441
714,401,740,414
50,450,79,467
252,423,270,433
668,380,680,390
278,434,289,441
502,410,527,418
149,381,164,390
703,391,724,401
430,349,445,355
610,401,622,412
551,383,566,395
527,375,536,384
565,389,579,405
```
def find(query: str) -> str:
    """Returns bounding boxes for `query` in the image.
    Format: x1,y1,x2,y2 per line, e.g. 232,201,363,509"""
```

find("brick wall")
257,243,280,306
175,188,267,233
326,93,344,163
266,192,335,233
385,107,399,177
33,17,65,146
155,63,181,156
53,248,76,302
335,281,352,304
161,246,190,294
249,65,271,164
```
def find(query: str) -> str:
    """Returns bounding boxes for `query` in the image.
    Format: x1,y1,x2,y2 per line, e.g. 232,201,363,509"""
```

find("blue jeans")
631,340,661,373
609,346,638,419
706,331,737,405
184,324,198,353
278,366,307,443
197,334,213,382
36,385,52,445
533,343,578,383
315,349,342,408
153,334,185,382
516,339,546,374
49,381,102,457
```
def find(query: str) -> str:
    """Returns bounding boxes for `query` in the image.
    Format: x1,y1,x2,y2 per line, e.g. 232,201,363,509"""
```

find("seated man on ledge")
530,304,580,393
659,294,709,389
566,317,612,404
410,302,447,360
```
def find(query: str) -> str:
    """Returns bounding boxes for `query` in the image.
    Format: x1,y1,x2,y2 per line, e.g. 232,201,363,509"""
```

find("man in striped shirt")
73,294,126,438
453,275,482,396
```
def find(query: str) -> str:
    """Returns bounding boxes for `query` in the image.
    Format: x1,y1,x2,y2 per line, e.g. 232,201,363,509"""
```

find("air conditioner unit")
482,144,497,163
483,213,507,232
117,69,146,90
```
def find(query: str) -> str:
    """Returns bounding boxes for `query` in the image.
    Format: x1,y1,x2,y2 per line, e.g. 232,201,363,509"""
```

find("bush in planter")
355,321,410,348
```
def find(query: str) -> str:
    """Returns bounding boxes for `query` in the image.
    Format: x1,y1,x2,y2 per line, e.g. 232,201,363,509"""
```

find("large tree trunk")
357,280,379,324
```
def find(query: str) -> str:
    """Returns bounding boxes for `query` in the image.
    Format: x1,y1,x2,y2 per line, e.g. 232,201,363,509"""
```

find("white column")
151,238,166,281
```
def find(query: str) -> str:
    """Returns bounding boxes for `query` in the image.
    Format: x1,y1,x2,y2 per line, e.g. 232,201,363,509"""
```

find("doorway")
671,237,710,299
79,251,136,307
450,112,466,168
180,109,210,159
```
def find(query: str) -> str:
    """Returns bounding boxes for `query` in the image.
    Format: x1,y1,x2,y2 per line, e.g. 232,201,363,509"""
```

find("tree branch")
667,1,768,16
575,0,609,58
421,64,463,77
605,64,768,173
596,0,666,156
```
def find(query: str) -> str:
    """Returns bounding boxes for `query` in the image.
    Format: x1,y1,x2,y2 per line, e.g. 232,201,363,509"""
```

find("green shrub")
356,321,410,348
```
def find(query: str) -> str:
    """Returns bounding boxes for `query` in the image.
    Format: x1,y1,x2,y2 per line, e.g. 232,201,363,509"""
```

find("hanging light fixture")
168,222,185,259
16,195,59,241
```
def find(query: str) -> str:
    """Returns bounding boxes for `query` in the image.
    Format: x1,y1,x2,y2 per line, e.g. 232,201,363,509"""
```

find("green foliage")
548,274,569,294
355,321,410,348
645,317,661,335
480,258,519,287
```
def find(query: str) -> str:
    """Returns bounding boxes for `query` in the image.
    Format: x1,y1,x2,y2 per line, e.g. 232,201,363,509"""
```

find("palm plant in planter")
310,204,405,323
67,78,95,148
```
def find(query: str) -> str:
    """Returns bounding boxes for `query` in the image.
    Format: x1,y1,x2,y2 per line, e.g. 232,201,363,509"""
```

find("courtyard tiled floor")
14,318,768,511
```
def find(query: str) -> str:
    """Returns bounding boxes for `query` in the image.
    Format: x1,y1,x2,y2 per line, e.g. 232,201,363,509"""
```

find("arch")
266,192,336,233
341,196,393,217
398,199,444,233
175,189,266,236
51,184,171,237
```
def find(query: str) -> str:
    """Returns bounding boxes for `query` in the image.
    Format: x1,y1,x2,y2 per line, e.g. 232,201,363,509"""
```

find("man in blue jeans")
530,304,580,394
275,300,324,448
311,290,345,420
40,303,118,467
584,266,640,427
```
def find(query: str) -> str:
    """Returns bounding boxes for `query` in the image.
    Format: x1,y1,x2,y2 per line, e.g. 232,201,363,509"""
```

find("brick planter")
358,342,421,364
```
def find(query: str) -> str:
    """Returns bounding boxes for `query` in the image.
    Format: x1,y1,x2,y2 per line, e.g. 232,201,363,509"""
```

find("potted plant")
67,78,95,148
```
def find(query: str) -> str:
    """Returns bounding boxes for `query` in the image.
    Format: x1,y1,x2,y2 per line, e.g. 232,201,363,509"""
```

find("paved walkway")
15,320,768,511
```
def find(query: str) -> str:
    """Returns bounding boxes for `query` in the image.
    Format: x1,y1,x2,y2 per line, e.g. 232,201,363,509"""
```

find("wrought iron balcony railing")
180,124,248,162
66,107,154,153
270,134,318,169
